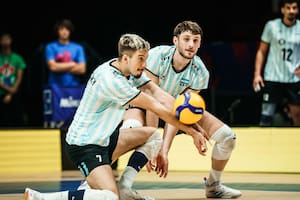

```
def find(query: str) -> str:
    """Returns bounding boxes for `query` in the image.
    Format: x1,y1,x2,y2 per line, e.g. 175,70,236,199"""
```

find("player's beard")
287,14,297,22
178,49,195,60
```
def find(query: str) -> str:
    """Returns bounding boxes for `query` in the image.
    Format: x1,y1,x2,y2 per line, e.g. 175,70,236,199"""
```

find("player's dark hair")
279,0,299,8
173,21,203,38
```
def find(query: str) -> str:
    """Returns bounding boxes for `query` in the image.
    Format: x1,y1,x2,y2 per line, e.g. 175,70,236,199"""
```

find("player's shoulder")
191,55,208,73
149,45,174,60
266,18,281,26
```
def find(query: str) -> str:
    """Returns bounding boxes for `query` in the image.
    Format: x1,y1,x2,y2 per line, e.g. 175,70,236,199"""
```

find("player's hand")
191,129,207,156
146,152,169,178
252,75,264,92
146,159,156,172
153,152,169,178
192,123,209,141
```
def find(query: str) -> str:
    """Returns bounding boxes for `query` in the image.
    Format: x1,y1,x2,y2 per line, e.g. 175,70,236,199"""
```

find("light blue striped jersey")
146,45,209,97
261,18,300,83
66,59,150,146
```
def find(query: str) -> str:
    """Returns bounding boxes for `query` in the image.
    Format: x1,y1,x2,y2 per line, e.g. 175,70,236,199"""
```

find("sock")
119,166,137,188
40,190,69,200
83,189,117,200
208,169,222,185
119,151,148,188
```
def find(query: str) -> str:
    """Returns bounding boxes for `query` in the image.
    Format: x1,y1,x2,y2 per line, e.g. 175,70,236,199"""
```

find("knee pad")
120,119,143,129
136,130,162,160
260,103,276,126
211,124,236,160
261,102,276,116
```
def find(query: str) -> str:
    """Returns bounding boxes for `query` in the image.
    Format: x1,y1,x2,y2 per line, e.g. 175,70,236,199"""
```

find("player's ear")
173,36,178,45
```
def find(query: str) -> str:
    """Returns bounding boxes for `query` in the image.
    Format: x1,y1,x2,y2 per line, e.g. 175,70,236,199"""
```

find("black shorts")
65,126,120,178
262,81,300,105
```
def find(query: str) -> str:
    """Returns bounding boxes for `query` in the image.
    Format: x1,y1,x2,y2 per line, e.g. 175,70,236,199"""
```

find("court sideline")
0,170,299,200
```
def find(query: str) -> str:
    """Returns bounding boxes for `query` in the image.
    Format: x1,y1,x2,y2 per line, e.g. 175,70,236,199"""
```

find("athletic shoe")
24,188,41,200
204,177,242,199
119,186,155,200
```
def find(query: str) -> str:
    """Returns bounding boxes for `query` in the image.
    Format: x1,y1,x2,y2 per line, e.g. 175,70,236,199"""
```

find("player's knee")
211,124,236,160
136,129,162,160
120,119,143,129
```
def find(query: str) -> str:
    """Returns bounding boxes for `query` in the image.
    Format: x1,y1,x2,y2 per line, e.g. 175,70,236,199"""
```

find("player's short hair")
173,20,203,38
280,0,299,8
118,33,150,58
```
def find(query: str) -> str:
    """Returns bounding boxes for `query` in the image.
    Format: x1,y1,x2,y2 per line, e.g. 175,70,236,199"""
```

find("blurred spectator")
0,32,27,127
44,18,87,128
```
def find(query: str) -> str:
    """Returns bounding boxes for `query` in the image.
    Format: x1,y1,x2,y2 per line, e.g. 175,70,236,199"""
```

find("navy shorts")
65,126,120,178
262,81,300,105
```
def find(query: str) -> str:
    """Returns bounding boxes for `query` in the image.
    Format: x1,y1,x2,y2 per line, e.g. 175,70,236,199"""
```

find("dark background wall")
0,0,284,127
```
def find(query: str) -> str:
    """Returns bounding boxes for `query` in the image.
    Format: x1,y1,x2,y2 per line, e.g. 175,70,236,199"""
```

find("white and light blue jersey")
261,18,300,83
146,45,209,97
66,59,150,146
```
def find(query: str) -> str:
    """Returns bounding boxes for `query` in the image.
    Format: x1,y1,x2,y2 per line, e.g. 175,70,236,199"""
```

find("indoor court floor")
0,170,299,200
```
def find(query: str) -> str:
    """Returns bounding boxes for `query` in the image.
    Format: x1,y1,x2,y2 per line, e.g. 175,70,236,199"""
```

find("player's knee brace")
120,119,143,129
259,103,276,126
136,130,162,160
211,124,236,160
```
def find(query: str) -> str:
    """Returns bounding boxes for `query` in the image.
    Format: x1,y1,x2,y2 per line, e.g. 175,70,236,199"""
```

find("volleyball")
173,92,206,125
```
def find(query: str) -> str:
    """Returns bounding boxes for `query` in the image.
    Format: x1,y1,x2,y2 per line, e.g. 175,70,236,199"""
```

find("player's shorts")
126,104,146,113
65,124,120,178
262,81,300,105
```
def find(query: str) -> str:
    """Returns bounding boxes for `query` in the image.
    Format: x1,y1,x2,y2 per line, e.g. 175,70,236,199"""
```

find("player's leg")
25,141,120,200
113,126,162,200
286,82,300,126
288,104,300,126
198,111,241,199
77,108,148,191
259,81,282,126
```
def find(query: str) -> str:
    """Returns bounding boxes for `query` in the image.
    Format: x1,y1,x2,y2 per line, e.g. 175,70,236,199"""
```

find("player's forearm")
161,124,178,154
254,51,265,77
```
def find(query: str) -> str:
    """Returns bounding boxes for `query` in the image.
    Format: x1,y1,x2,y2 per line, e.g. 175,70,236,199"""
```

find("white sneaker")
24,188,42,200
204,177,242,199
119,186,155,200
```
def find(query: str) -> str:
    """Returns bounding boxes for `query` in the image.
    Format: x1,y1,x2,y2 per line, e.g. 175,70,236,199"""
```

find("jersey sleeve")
96,69,141,107
261,20,272,43
190,58,210,90
146,46,164,77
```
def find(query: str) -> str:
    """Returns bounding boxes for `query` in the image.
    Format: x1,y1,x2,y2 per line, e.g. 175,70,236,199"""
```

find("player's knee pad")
120,119,143,129
83,189,118,200
136,129,162,160
260,103,276,126
261,102,276,116
211,124,236,160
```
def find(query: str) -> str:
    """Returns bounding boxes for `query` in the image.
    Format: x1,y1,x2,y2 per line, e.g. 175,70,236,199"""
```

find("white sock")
83,189,117,200
208,169,222,185
119,166,138,188
40,191,68,200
